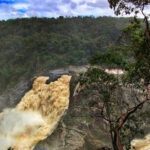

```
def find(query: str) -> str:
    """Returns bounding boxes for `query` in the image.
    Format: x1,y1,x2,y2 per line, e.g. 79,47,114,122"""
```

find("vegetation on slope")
0,16,130,91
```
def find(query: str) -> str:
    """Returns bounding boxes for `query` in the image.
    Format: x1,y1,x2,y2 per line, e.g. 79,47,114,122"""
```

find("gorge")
0,68,149,150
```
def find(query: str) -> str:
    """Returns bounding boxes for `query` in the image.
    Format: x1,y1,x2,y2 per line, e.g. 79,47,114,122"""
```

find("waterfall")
0,75,71,150
130,134,150,150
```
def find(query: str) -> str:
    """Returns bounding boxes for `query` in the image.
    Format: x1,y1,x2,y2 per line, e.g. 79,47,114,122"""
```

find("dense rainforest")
0,16,130,91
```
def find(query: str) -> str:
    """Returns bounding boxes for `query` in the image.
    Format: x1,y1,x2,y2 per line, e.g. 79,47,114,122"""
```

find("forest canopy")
0,17,130,91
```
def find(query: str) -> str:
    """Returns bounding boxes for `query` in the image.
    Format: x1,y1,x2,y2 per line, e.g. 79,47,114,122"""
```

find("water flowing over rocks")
0,75,71,150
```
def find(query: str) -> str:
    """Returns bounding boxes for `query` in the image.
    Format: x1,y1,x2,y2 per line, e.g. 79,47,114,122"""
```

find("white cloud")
0,0,149,20
13,3,30,9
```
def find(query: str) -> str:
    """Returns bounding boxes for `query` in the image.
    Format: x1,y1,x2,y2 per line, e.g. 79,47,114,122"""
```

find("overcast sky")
0,0,149,20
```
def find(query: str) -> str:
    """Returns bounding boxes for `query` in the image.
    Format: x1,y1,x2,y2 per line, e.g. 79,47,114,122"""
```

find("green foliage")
108,0,149,15
90,51,127,69
0,17,130,92
119,19,150,84
79,68,117,86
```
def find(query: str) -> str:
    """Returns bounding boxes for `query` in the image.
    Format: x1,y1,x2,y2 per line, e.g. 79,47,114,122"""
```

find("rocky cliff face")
34,75,113,150
0,68,112,150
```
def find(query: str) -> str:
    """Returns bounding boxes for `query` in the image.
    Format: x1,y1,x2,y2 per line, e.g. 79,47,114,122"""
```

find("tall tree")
79,65,149,150
86,1,150,149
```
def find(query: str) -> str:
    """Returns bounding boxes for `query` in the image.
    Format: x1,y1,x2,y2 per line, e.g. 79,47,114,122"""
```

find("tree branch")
115,85,149,150
140,4,150,40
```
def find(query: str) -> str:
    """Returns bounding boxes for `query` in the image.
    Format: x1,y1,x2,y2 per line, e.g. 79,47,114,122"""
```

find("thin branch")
115,85,149,150
140,4,150,40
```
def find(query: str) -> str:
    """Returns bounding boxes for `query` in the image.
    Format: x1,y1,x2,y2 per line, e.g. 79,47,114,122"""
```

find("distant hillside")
0,17,130,91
